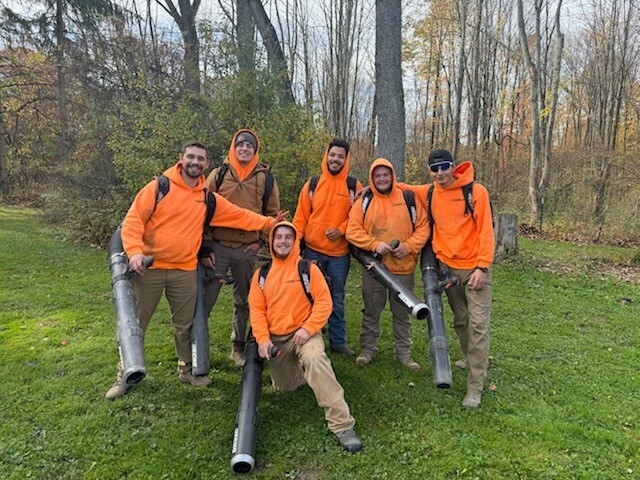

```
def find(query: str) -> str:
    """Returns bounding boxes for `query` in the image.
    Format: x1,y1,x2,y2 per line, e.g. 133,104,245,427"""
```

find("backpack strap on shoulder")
258,261,273,291
297,259,315,304
308,175,320,200
150,175,170,216
214,164,229,192
426,184,435,225
462,181,475,221
402,190,417,230
346,176,357,205
204,190,217,227
261,170,274,215
361,190,374,219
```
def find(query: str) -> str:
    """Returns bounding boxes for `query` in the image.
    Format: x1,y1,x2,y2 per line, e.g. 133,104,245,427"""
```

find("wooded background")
0,0,638,246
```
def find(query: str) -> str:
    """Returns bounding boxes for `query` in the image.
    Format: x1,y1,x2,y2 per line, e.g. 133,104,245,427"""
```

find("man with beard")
346,159,429,372
105,140,285,400
200,130,280,366
248,221,362,453
292,139,362,357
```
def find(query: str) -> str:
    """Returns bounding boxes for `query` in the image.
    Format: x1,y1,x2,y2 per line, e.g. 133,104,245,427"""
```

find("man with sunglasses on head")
398,149,494,409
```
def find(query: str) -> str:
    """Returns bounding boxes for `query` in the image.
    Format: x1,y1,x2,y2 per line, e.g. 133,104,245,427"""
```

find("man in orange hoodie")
201,130,280,366
293,139,362,357
105,140,284,400
399,149,494,409
346,159,429,372
248,222,362,453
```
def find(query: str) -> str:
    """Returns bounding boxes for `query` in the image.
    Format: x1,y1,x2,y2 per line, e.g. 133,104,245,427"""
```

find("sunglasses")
430,161,453,173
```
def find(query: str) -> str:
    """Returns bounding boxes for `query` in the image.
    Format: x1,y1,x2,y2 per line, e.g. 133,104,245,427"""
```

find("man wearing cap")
201,130,281,366
293,138,362,357
249,221,362,453
105,140,285,400
398,149,494,409
346,159,429,372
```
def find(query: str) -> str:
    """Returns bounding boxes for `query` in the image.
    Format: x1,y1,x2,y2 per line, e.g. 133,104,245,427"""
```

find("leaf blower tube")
231,334,279,474
191,267,235,376
349,244,429,320
108,226,150,385
420,240,456,389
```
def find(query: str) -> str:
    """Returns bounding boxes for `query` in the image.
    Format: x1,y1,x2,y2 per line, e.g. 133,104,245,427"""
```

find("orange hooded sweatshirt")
122,163,276,271
249,221,332,346
346,158,429,275
398,161,494,270
226,128,260,182
292,148,362,256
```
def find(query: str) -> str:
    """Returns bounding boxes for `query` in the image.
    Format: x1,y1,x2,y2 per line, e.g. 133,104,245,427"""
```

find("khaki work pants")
269,333,355,433
359,269,414,360
445,267,492,393
133,268,198,374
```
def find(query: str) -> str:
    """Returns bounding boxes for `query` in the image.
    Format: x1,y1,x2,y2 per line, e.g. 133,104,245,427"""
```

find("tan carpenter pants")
445,267,492,393
269,333,355,433
133,268,198,374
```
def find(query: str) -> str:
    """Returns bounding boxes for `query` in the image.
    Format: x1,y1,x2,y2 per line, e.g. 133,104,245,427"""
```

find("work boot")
355,351,374,367
462,390,482,409
455,357,468,369
330,344,355,358
178,371,212,387
229,345,246,367
334,429,363,453
105,380,130,400
396,356,421,372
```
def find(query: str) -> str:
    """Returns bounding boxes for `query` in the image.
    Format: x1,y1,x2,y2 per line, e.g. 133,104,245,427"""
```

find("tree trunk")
156,0,201,93
247,0,295,105
452,0,468,160
0,91,8,196
375,0,405,180
55,0,69,163
494,213,518,259
236,0,256,74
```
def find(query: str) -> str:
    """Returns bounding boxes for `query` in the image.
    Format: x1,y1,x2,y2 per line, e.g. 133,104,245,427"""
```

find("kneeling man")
248,221,362,453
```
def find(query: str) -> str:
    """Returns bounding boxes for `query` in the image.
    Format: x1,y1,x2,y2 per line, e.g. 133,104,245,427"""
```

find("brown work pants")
269,333,355,433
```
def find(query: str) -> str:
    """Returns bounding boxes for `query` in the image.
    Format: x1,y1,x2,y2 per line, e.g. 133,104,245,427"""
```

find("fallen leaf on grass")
488,384,497,391
60,339,69,346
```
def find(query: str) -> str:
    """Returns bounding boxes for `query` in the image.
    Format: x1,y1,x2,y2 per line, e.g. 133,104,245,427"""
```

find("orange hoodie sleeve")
208,193,275,232
292,180,312,239
121,180,157,257
301,263,332,336
345,198,378,252
248,270,271,345
396,182,430,209
403,199,430,254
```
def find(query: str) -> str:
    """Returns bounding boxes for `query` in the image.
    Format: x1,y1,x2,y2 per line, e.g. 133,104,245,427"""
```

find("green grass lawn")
1,206,639,479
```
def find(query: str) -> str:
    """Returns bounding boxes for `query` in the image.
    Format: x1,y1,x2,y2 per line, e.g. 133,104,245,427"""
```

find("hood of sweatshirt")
369,158,397,197
227,129,261,181
269,220,301,268
320,145,351,181
434,161,474,193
